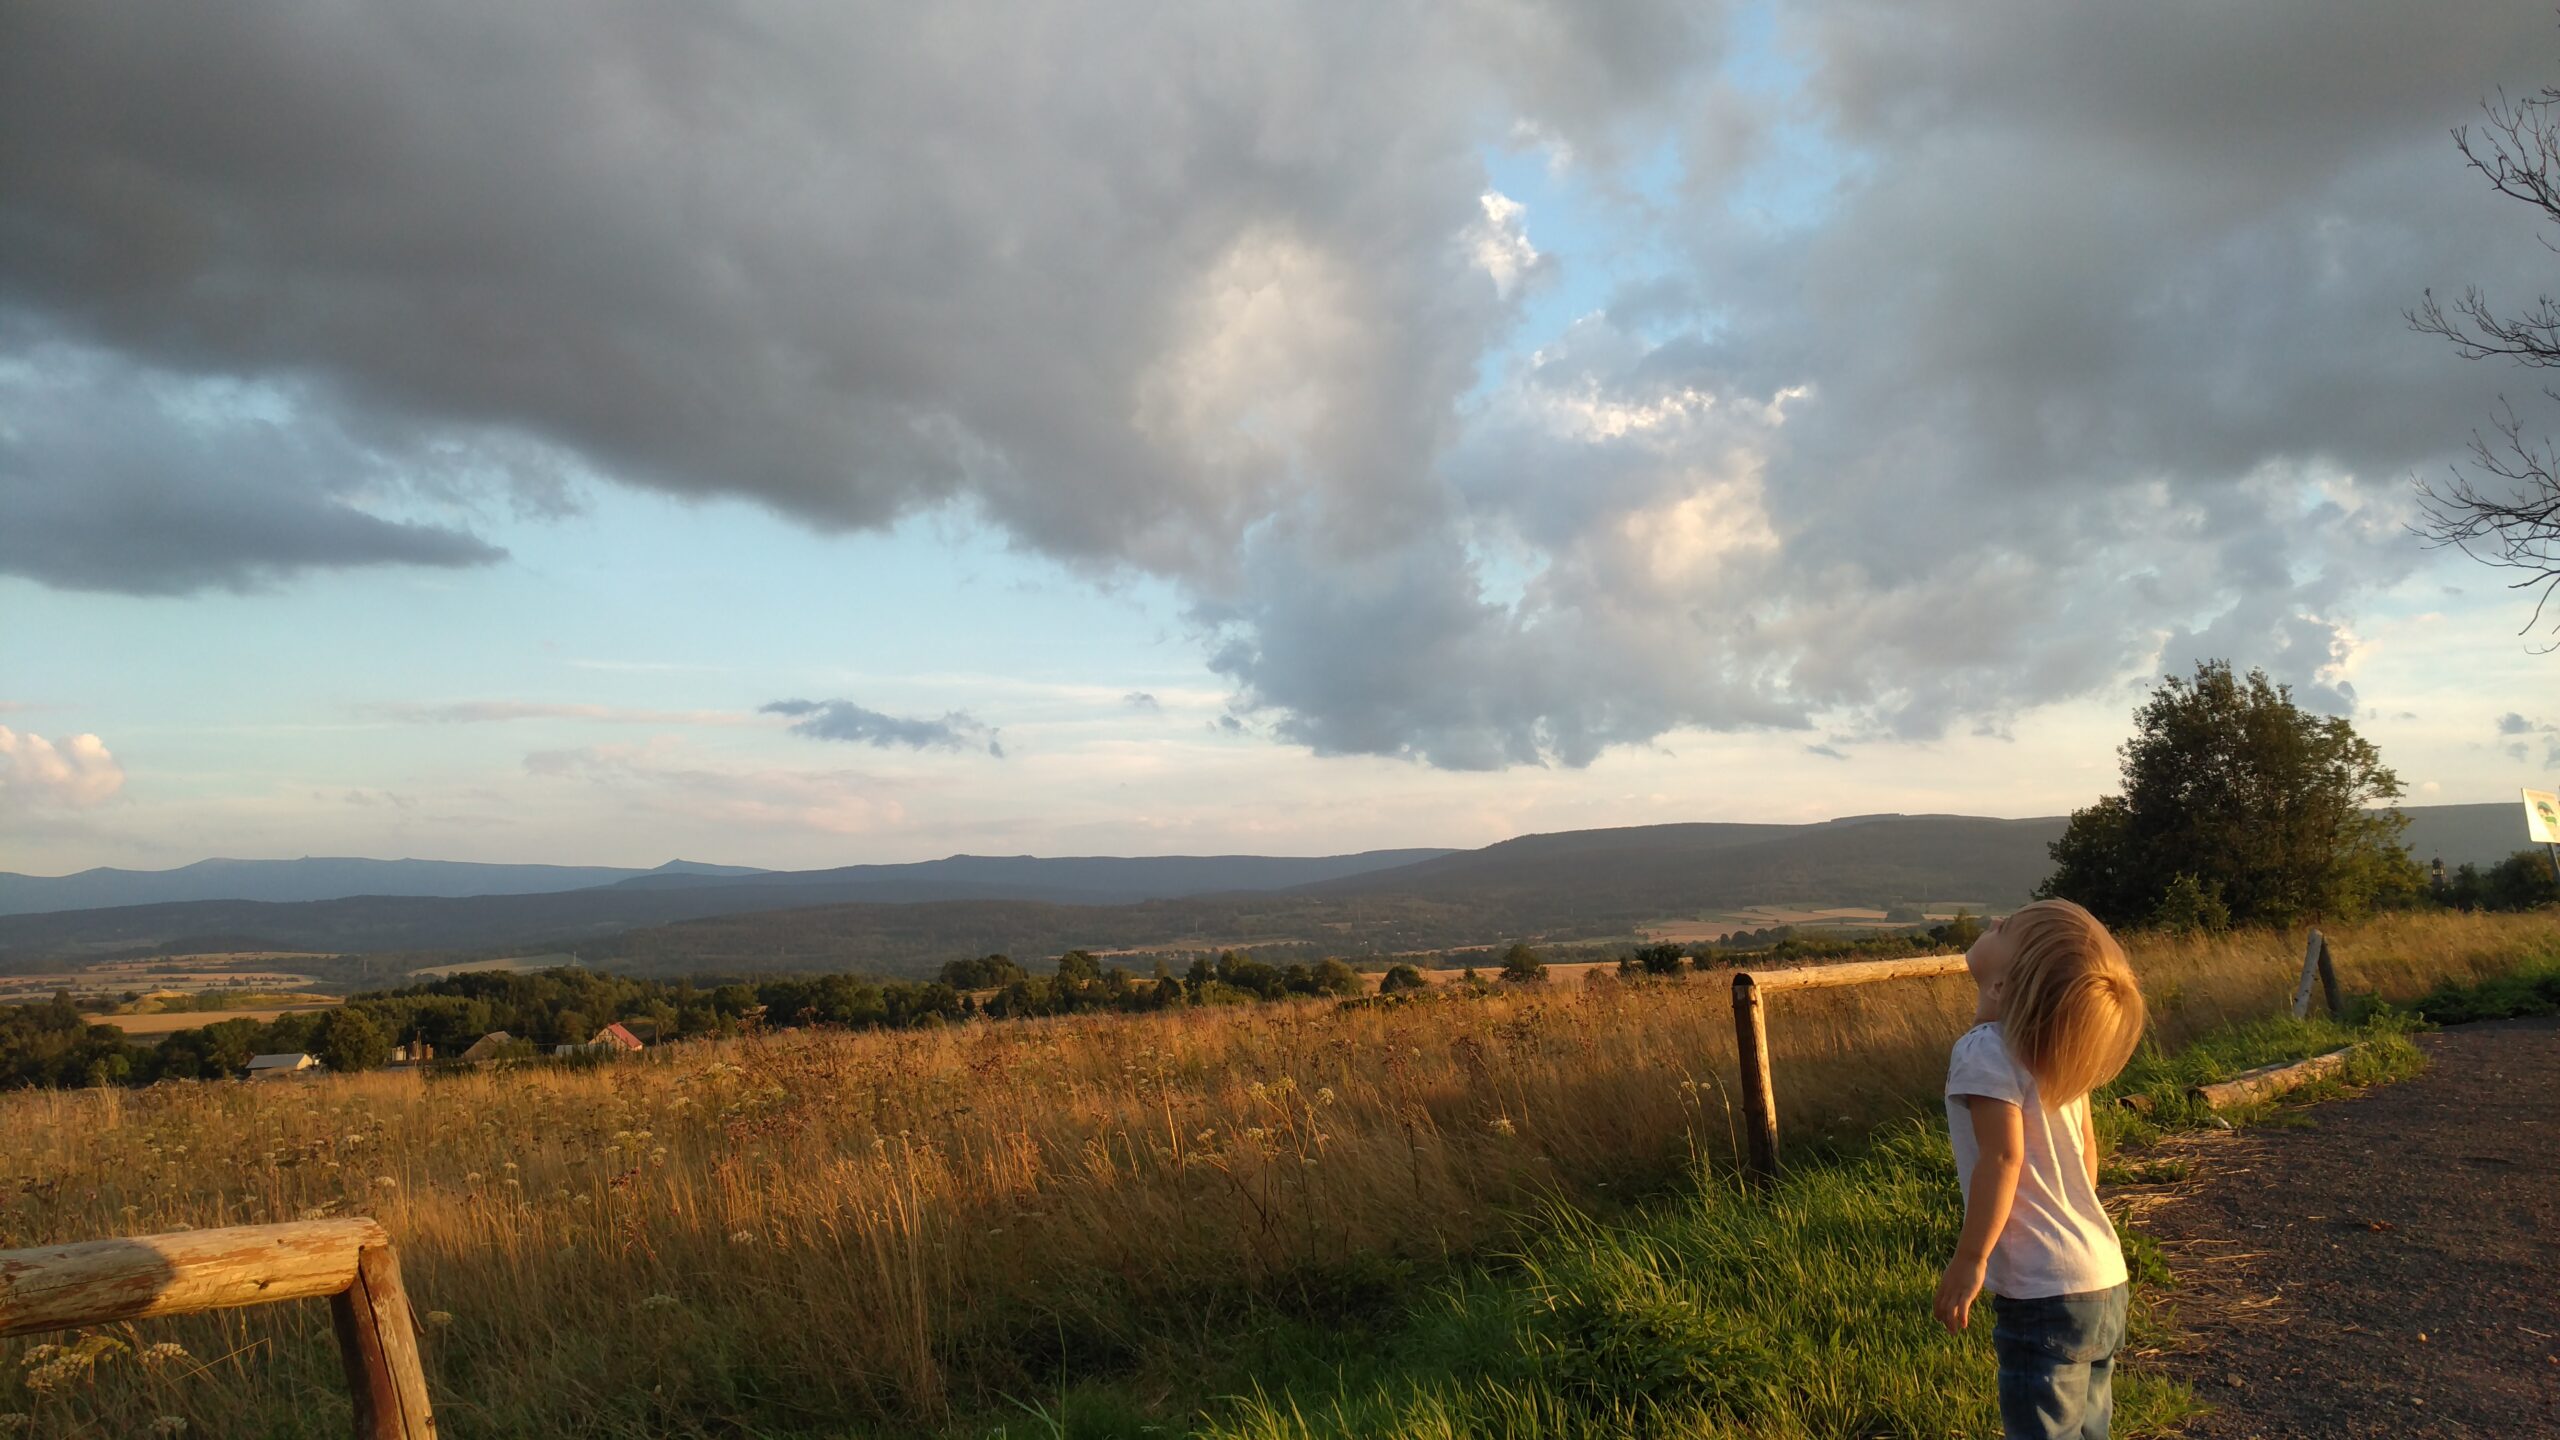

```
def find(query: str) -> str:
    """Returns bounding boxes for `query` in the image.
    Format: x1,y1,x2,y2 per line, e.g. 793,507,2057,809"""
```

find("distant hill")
0,848,1456,964
0,857,751,916
0,804,2527,976
0,849,1448,919
1295,814,2062,912
2398,802,2541,872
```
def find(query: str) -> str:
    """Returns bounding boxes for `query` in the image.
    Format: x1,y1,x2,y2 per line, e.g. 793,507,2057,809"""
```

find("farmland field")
94,1003,341,1038
0,910,2552,1438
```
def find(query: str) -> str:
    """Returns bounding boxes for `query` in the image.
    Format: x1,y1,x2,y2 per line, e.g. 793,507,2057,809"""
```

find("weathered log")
2190,1046,2357,1110
1747,953,1971,994
0,1219,382,1337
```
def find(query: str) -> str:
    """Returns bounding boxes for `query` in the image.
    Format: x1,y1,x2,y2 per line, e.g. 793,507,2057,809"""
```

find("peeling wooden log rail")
1732,952,1974,1184
0,1218,436,1438
2190,1046,2362,1111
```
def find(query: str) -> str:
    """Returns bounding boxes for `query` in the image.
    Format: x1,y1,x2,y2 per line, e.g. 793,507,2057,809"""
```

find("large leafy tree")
2038,661,2415,927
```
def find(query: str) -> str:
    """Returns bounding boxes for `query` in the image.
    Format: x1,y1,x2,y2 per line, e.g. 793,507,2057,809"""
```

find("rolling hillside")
0,804,2529,978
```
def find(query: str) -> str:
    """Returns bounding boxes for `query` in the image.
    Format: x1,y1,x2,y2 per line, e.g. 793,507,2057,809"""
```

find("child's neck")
1973,987,2003,1026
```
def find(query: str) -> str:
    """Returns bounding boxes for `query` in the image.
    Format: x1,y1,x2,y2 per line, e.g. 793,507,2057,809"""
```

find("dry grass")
0,910,2550,1437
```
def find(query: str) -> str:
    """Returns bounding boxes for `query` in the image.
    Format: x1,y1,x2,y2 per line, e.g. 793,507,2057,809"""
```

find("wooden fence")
0,1218,435,1438
1731,953,1973,1184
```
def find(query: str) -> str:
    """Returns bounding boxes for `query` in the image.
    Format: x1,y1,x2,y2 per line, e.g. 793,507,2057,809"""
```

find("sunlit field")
2,911,2552,1437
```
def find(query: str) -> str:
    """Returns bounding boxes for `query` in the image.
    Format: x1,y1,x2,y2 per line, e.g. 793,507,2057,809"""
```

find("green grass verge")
951,971,2557,1440
2372,953,2560,1027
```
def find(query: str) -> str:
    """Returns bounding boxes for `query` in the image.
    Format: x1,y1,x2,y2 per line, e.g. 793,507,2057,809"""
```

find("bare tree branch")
2412,84,2560,642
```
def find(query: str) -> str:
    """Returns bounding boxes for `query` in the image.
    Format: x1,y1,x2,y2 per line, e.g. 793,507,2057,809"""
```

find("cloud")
2,0,2547,762
1122,692,1162,712
0,339,514,594
0,726,126,808
2494,712,2560,769
761,699,1004,757
1805,744,1849,761
522,739,913,836
367,701,748,727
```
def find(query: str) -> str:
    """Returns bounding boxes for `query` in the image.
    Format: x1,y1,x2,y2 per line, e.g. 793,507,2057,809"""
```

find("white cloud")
0,726,126,808
1467,191,1540,297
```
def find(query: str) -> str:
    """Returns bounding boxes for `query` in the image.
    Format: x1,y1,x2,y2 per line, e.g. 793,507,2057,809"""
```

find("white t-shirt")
1945,1021,2128,1300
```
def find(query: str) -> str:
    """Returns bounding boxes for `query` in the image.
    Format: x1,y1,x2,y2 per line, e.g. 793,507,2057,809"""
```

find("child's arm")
1934,1095,2025,1332
2083,1097,2100,1190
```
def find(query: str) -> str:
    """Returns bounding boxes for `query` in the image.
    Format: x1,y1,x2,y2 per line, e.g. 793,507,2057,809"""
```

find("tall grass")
0,911,2550,1436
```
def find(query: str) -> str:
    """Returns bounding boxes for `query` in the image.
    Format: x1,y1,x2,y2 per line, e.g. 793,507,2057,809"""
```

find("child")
1933,899,2148,1440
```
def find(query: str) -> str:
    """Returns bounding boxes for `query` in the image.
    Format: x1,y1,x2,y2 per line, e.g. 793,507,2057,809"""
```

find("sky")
1,0,2554,874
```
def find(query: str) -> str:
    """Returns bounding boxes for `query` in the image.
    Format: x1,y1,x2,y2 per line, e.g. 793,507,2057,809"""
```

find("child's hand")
1933,1257,1985,1332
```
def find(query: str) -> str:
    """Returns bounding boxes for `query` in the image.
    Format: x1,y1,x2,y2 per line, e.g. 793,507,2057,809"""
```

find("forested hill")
0,849,1449,917
0,805,2525,978
1293,815,2063,911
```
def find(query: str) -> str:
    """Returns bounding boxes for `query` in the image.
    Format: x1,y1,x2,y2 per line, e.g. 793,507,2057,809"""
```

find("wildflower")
24,1354,88,1394
638,1293,682,1312
1315,1087,1337,1106
150,1417,189,1436
463,1172,483,1185
1193,1129,1217,1145
1488,1116,1517,1136
139,1342,191,1372
0,1415,31,1435
425,1311,454,1328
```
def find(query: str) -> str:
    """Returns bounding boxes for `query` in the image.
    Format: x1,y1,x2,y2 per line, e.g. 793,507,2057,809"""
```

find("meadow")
0,910,2552,1438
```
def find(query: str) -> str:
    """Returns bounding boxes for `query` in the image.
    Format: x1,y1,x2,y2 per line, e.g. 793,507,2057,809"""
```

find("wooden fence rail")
0,1218,435,1438
1732,953,1973,1185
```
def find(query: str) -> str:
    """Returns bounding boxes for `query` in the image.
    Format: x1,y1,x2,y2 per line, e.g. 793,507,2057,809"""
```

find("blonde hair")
1999,899,2148,1104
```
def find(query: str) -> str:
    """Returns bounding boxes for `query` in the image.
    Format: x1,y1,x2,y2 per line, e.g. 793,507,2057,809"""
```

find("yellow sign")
2527,788,2560,846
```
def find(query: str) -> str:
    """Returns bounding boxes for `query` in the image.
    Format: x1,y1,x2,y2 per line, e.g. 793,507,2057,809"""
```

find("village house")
244,1053,318,1081
457,1031,518,1064
553,1022,647,1058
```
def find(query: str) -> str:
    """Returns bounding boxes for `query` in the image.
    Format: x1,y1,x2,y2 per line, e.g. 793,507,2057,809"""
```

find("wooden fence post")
2317,933,2342,1019
330,1240,437,1439
0,1219,435,1439
1732,972,1779,1186
2290,928,2325,1019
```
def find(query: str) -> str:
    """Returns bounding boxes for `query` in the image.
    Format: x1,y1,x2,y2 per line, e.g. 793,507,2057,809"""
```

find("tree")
1499,943,1546,983
314,1007,390,1073
1378,964,1429,995
2411,85,2560,640
1634,942,1687,976
2038,661,2415,927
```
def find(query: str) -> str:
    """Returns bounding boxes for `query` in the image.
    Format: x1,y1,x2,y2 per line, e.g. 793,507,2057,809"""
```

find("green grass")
2095,1010,2427,1144
2374,953,2560,1026
1163,1130,2196,1440
951,995,2505,1440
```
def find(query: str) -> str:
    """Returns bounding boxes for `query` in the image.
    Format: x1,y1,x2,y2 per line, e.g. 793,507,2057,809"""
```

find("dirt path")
2119,1016,2560,1438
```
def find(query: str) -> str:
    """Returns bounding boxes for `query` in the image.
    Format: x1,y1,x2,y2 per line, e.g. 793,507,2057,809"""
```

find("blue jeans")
1991,1284,2127,1440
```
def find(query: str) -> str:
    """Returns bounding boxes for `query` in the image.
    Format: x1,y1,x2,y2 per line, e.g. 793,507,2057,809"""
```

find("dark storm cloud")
0,339,506,592
1,0,2546,762
0,0,1711,587
762,699,1002,758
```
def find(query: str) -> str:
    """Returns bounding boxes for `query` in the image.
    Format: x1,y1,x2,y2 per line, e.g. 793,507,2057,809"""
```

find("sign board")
2527,788,2560,846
